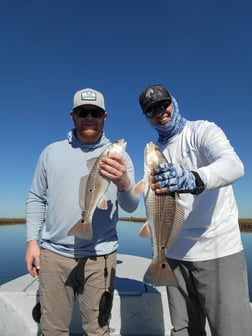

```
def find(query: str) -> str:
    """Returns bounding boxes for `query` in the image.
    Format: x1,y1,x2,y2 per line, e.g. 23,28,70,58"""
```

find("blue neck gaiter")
67,130,110,151
149,97,187,146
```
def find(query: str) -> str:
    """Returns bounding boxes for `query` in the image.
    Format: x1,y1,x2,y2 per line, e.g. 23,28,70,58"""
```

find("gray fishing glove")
154,163,204,194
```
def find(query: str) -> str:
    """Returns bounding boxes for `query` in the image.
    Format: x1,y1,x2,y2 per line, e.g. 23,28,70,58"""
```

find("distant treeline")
0,218,26,225
0,217,147,224
119,217,146,223
120,217,252,232
1,217,252,232
238,218,252,232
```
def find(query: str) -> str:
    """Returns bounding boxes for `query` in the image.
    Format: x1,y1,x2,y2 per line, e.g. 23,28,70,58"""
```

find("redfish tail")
143,259,178,287
67,219,93,240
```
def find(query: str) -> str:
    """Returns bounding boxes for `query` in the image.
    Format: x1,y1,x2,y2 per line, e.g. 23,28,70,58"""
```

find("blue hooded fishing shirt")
26,130,139,258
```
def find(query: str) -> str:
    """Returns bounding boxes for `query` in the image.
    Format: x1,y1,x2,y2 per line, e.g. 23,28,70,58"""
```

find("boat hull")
0,254,251,335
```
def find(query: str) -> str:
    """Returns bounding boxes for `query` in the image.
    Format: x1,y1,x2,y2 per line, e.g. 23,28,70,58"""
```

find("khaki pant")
39,248,116,336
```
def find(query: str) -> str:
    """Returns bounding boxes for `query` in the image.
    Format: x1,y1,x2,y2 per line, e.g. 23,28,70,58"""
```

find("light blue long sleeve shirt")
26,130,139,258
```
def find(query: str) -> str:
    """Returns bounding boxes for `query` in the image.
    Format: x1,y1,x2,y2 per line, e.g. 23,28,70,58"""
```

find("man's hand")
151,163,196,193
100,154,130,192
25,240,41,277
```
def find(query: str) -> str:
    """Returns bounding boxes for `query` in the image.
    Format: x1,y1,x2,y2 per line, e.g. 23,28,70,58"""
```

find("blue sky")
1,0,251,218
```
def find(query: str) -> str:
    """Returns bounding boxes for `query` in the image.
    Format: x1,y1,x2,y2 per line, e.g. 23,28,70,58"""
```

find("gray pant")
39,248,116,336
166,251,252,336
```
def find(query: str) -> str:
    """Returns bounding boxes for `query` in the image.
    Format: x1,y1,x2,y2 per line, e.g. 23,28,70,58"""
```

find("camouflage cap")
139,84,171,113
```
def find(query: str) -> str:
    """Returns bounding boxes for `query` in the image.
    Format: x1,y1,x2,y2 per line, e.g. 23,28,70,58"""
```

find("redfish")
135,142,184,287
68,139,127,240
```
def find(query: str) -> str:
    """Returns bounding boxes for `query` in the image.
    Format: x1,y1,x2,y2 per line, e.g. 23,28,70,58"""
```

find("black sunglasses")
144,100,171,118
74,108,105,118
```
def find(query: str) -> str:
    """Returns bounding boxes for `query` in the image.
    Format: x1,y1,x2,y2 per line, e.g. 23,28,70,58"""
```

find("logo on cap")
81,90,96,101
145,88,155,98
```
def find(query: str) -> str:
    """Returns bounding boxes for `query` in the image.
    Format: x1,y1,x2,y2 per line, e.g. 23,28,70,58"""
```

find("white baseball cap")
73,88,105,111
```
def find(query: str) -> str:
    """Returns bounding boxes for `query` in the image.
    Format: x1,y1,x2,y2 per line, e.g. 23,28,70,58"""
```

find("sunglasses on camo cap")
144,99,172,118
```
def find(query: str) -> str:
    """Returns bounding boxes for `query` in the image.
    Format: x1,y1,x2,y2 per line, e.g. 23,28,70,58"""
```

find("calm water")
0,221,251,300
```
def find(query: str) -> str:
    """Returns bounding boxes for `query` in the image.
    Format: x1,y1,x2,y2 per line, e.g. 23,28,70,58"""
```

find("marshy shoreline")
1,217,252,232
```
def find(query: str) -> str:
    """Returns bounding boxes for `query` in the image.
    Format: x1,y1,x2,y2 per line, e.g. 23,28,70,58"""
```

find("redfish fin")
133,180,145,194
139,222,150,237
143,259,178,287
67,219,93,240
97,196,108,210
87,157,98,171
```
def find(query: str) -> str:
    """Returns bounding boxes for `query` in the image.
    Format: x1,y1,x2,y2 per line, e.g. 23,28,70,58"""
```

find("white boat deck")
0,254,250,335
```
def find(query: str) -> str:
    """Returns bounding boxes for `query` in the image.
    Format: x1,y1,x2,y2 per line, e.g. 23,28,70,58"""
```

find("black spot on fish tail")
67,219,93,240
143,259,178,287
